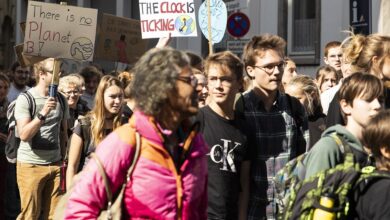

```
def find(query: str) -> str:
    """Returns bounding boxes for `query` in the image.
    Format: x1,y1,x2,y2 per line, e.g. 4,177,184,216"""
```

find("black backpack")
5,91,66,163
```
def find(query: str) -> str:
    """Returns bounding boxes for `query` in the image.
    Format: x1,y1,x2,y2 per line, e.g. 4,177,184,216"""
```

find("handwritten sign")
139,0,197,39
95,14,148,64
23,1,98,61
198,0,227,44
15,44,46,67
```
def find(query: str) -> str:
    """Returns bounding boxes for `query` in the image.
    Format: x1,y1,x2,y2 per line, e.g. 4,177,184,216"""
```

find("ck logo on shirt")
208,139,241,172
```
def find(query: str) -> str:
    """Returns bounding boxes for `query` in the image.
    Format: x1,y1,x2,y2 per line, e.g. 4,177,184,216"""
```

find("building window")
280,0,320,64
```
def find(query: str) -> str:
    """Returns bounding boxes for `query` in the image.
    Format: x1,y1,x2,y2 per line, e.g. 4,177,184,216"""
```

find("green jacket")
303,124,364,179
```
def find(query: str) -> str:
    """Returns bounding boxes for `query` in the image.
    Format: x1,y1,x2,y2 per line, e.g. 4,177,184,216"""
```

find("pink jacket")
64,111,208,219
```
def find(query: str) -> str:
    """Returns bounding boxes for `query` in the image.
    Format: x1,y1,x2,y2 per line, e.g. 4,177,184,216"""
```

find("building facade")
1,0,384,74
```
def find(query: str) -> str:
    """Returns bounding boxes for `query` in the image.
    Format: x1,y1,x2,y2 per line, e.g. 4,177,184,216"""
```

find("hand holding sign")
198,0,227,44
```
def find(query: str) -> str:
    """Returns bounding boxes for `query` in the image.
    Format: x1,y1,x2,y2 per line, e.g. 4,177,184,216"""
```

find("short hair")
204,51,244,81
339,72,383,107
11,61,21,72
286,75,322,116
324,41,341,57
343,34,390,75
185,51,203,68
58,75,82,92
33,58,54,82
130,47,190,117
79,65,103,82
242,34,286,69
363,110,390,170
315,65,340,90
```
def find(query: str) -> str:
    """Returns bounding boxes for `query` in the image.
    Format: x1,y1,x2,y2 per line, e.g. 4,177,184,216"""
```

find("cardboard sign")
198,0,227,44
14,44,46,67
23,1,98,61
139,0,198,39
95,14,148,64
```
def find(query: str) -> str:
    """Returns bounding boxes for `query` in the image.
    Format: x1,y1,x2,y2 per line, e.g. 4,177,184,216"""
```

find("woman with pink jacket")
64,48,208,219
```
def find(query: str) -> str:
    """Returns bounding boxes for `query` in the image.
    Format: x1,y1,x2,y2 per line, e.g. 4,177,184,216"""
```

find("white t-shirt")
320,82,342,115
14,87,69,164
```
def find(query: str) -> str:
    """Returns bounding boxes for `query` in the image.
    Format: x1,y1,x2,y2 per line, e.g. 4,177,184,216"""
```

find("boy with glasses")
241,34,309,219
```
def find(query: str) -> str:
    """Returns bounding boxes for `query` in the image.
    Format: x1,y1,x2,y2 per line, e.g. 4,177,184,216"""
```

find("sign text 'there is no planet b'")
23,1,98,61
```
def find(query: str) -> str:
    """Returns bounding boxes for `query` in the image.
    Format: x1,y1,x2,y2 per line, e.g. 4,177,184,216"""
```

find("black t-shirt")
351,171,390,220
196,106,251,219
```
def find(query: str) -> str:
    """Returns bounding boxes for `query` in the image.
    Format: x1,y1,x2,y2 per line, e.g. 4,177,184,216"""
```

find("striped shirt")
242,90,309,220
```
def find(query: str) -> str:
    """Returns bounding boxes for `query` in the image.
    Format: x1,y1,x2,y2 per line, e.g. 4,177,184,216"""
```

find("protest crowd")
2,2,390,220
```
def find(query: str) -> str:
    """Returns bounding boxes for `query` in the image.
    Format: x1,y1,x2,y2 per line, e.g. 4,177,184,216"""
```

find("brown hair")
89,75,123,145
315,65,340,90
242,34,286,69
0,73,10,88
339,72,383,122
324,41,341,57
205,51,244,81
79,65,103,82
363,110,390,170
343,34,390,76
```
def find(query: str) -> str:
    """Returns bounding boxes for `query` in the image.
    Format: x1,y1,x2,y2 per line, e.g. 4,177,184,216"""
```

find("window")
279,0,321,64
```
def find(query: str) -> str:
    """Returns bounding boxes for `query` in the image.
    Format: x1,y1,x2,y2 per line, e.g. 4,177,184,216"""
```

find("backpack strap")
90,131,141,208
56,92,66,119
21,91,36,119
78,115,92,156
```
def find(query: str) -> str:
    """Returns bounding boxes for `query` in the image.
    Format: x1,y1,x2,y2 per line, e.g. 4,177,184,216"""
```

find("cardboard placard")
139,0,197,39
95,13,148,64
23,1,98,61
14,44,46,67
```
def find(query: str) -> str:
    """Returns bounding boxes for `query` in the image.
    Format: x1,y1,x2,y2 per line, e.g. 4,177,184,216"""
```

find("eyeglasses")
253,61,286,75
177,75,198,87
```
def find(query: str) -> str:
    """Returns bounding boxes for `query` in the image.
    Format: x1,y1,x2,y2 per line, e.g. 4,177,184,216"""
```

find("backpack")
5,91,66,163
275,133,384,220
74,115,92,172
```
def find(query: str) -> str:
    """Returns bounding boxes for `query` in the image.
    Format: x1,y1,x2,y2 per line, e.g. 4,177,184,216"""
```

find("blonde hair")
58,75,82,92
89,75,123,145
343,34,390,76
286,75,321,116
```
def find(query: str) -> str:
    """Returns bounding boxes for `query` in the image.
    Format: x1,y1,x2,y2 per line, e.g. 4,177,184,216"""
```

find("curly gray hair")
130,47,190,117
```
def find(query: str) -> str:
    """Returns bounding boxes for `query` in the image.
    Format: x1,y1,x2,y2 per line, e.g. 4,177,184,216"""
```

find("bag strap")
90,131,141,203
21,91,36,119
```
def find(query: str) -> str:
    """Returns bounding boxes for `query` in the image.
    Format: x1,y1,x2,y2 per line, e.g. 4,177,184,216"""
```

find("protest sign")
139,0,198,39
14,44,46,67
23,1,98,61
95,13,148,64
198,0,227,44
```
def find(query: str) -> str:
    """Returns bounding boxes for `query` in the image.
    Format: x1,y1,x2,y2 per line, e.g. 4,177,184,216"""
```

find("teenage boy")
241,34,309,219
323,41,342,72
197,51,251,219
304,72,383,179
